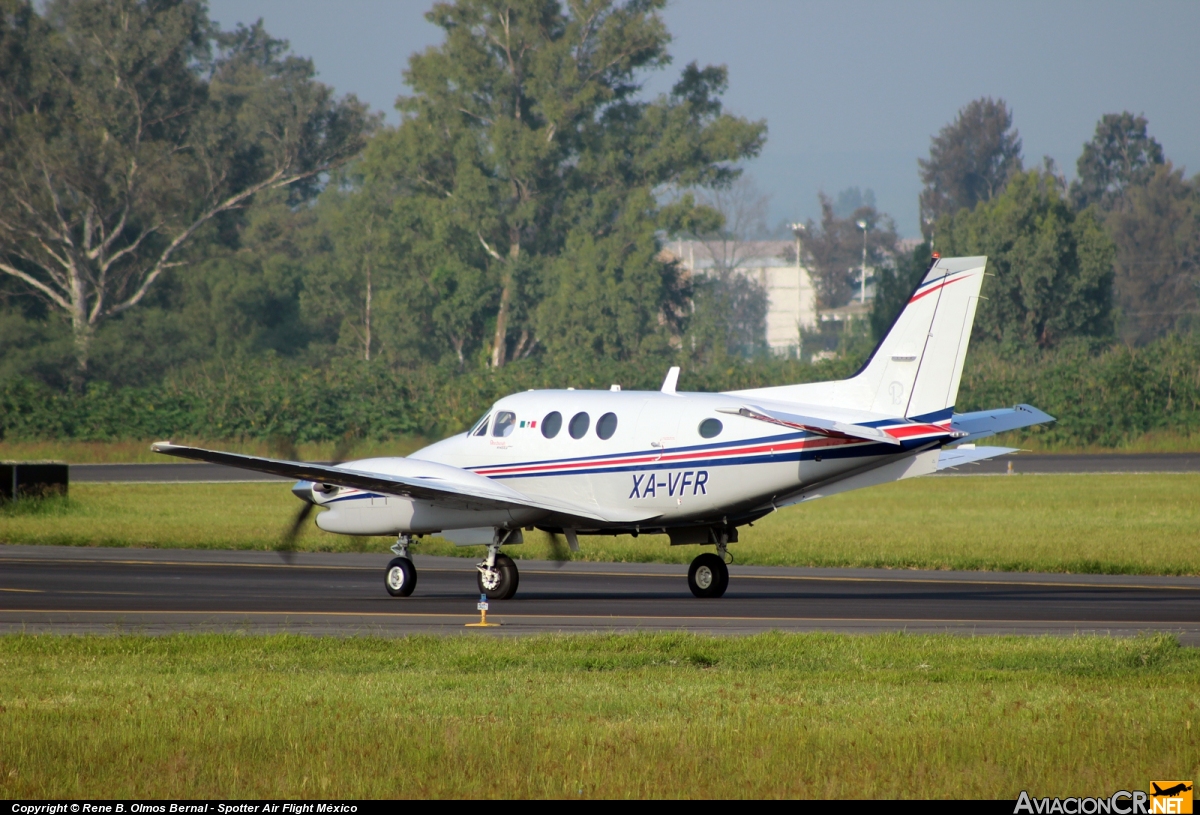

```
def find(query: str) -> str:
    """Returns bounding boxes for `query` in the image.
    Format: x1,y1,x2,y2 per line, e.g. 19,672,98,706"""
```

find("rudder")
851,256,986,418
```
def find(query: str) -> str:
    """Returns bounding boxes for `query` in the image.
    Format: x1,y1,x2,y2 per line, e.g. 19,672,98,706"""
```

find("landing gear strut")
384,535,417,597
477,541,519,600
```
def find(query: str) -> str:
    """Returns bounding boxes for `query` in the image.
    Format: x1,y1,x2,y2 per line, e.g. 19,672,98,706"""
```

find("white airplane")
153,255,1052,600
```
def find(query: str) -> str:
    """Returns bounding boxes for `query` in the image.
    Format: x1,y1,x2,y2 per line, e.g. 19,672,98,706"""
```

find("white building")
666,239,819,353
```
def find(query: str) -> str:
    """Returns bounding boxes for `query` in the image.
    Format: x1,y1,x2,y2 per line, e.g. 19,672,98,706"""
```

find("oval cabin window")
596,412,618,440
569,412,590,439
698,418,723,438
541,411,562,439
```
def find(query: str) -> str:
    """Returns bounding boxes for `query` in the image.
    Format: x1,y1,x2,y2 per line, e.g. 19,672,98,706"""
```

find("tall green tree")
1071,112,1165,211
936,170,1115,350
350,0,765,368
1105,164,1200,345
0,0,373,383
918,97,1022,235
1065,113,1192,345
303,180,499,369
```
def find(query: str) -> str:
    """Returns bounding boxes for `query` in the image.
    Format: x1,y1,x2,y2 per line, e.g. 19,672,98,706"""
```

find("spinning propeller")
543,528,579,567
275,434,357,564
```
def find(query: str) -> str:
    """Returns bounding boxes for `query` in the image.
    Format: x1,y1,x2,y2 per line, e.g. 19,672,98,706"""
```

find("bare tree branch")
0,261,72,310
477,231,504,262
104,166,320,318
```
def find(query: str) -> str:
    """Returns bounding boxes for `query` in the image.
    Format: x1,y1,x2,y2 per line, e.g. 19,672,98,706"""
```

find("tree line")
1,0,1198,446
3,335,1199,448
812,99,1198,354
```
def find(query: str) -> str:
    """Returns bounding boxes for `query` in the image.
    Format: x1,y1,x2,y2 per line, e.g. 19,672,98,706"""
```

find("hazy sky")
207,0,1200,236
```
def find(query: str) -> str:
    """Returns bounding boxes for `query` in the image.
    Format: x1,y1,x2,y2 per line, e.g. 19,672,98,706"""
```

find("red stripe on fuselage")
470,424,953,477
472,436,855,476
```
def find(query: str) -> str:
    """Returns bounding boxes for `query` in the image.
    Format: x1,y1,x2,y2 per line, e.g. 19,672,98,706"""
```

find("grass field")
2,474,1198,574
0,633,1196,798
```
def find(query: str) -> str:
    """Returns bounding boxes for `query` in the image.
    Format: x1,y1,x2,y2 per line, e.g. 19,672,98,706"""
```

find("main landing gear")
477,542,519,600
687,539,731,598
384,535,417,597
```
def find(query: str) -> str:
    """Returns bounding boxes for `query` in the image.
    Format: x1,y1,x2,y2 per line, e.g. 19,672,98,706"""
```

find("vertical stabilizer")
725,256,986,418
855,256,986,418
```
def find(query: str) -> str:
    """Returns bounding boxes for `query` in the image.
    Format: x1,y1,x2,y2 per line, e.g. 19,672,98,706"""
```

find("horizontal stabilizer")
936,445,1019,470
150,442,657,524
950,404,1054,444
717,405,902,446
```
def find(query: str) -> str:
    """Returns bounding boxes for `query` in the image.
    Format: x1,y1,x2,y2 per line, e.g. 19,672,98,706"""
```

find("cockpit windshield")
469,413,490,436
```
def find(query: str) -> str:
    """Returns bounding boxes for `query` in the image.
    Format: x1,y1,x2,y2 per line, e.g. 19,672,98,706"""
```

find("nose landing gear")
477,542,519,600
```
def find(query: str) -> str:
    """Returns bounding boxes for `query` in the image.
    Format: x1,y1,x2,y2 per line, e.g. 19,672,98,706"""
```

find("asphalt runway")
3,544,1198,642
68,452,1200,483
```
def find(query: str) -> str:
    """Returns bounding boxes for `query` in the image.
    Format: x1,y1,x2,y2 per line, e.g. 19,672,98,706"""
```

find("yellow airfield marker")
465,594,500,627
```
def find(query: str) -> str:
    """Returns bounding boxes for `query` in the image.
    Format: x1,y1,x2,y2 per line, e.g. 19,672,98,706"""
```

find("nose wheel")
478,552,519,600
688,553,728,598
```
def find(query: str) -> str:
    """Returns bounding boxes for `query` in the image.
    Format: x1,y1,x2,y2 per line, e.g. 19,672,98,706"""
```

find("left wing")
151,442,658,524
936,445,1018,470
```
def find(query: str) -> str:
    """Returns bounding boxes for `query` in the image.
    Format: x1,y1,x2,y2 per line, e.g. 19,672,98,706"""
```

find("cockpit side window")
493,411,517,437
470,413,491,437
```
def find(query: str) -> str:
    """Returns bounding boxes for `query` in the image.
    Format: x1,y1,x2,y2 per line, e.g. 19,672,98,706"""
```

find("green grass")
0,633,1196,798
3,475,1199,574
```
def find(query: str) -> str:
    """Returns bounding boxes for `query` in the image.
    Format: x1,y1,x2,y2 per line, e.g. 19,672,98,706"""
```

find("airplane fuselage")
308,388,956,540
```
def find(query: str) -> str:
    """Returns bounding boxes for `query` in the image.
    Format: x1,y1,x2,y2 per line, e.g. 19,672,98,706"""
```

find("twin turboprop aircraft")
154,255,1053,599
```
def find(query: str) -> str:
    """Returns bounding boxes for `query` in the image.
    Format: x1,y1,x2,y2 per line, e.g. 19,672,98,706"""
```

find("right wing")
151,442,658,524
950,404,1054,444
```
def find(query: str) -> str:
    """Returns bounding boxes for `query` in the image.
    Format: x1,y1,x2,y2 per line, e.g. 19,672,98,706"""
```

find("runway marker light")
466,593,500,627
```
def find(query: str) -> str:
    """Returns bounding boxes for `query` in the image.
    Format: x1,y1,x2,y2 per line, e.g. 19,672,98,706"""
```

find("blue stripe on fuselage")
324,491,384,504
469,415,954,475
484,437,939,480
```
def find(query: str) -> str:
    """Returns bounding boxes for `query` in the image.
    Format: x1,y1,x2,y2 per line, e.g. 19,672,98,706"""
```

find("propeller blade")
546,532,570,566
276,500,314,564
329,432,357,466
269,435,300,462
273,432,357,564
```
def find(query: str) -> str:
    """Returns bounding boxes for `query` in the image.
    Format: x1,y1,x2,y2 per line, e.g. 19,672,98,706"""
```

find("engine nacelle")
314,494,544,536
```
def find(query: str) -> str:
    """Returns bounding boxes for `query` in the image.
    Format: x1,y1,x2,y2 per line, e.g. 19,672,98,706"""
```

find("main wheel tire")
477,553,520,600
384,556,417,597
688,553,728,598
